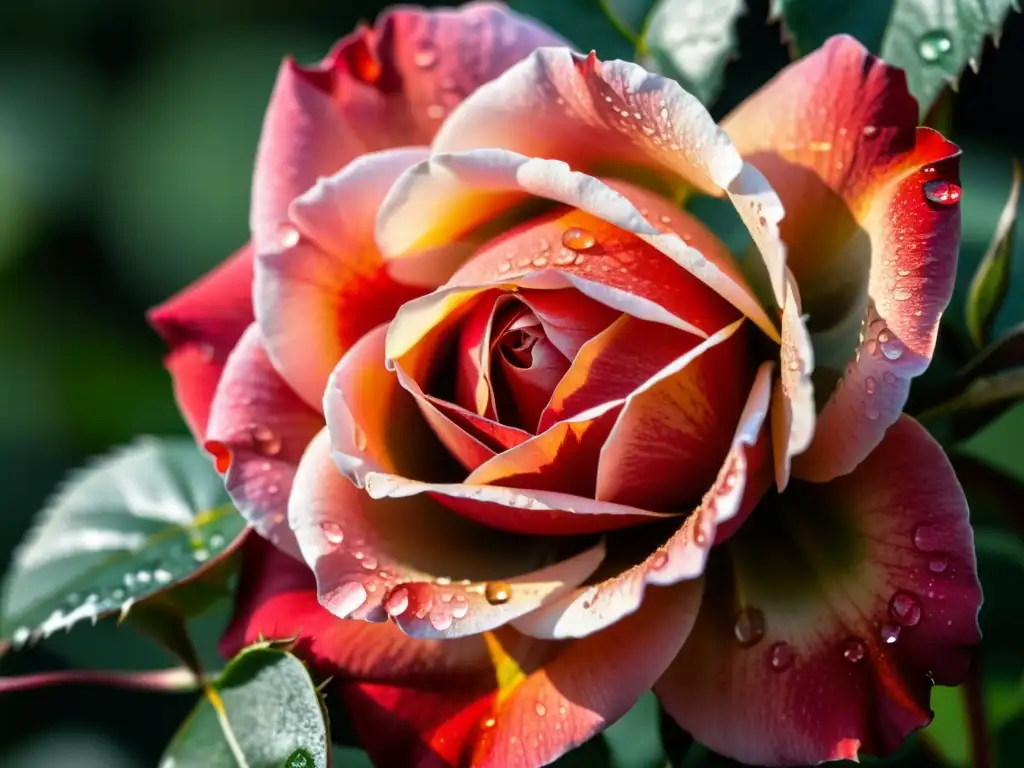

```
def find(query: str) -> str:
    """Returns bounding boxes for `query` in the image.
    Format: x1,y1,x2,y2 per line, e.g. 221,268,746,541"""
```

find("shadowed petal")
656,416,982,766
205,325,322,559
147,244,254,439
772,272,816,490
254,148,426,410
514,361,773,639
250,2,566,253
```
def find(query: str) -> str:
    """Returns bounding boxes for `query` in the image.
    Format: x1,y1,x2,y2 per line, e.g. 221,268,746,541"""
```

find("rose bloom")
150,3,982,766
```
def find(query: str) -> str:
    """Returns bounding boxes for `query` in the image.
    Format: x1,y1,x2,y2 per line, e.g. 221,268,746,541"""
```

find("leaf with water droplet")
966,158,1021,350
160,646,330,768
641,0,745,105
0,437,246,647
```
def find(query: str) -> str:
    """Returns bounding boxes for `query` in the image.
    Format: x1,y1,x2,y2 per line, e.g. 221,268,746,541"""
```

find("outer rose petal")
222,536,703,768
204,324,322,560
250,1,566,253
721,34,961,481
656,416,982,766
514,361,773,639
378,149,780,340
427,48,788,313
330,326,675,537
254,148,426,410
147,244,253,439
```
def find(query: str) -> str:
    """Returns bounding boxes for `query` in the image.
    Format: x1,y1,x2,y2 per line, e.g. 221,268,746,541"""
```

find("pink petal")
492,330,570,432
254,148,426,410
656,416,982,766
378,149,778,338
330,326,677,536
772,271,816,490
147,244,254,439
720,35,961,482
205,324,322,559
513,361,774,639
250,2,566,253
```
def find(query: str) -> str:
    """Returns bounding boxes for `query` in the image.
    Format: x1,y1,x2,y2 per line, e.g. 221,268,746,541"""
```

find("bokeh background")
1,1,1022,765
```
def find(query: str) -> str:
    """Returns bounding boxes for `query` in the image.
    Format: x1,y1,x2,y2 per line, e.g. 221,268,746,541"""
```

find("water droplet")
923,179,961,205
864,376,877,395
769,642,794,671
880,623,901,644
384,587,409,616
733,606,766,647
361,555,379,571
929,554,949,573
193,548,210,563
320,522,344,545
12,627,31,647
693,526,708,546
883,371,897,385
917,30,953,63
413,43,438,69
429,610,454,631
893,287,912,301
890,592,922,627
481,716,497,730
353,425,368,452
912,522,940,552
209,534,225,549
863,125,879,137
277,222,300,249
285,747,315,768
532,255,549,267
561,227,596,251
535,702,547,716
451,595,470,619
649,550,669,570
329,581,368,616
881,338,903,360
154,569,173,584
484,581,512,605
497,259,512,274
251,425,282,456
842,638,866,663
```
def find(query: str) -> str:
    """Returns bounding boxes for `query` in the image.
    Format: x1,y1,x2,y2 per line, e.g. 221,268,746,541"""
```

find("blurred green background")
0,0,1023,766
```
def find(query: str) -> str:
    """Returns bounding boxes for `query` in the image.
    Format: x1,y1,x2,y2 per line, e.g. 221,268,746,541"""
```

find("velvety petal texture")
656,416,981,765
147,244,254,439
723,35,962,482
249,2,567,254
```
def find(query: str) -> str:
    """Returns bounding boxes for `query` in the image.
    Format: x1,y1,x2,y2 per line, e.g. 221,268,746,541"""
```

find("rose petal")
772,271,816,490
147,244,254,439
513,361,773,639
378,148,781,340
330,326,677,536
205,324,322,559
539,314,701,432
656,415,982,766
493,331,570,432
254,148,426,410
250,2,566,252
289,427,605,639
720,35,961,482
595,319,753,509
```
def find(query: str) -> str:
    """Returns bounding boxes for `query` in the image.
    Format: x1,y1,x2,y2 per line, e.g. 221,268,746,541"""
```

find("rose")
150,3,982,766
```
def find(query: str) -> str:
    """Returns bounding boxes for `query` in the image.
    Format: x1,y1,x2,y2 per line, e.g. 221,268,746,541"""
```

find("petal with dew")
249,2,566,252
147,244,254,440
514,361,773,640
205,324,322,559
254,148,426,410
656,415,981,766
289,427,604,640
378,149,779,340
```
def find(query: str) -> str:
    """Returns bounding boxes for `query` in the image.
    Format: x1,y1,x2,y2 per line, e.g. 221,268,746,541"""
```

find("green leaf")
161,646,331,768
774,0,1019,117
966,159,1021,349
880,0,1019,117
0,437,245,648
509,0,636,60
641,0,746,105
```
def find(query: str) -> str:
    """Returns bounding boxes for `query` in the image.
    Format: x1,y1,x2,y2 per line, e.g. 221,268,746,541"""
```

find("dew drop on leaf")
917,30,953,63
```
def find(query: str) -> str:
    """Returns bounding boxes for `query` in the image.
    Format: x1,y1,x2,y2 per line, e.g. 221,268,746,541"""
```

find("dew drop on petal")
361,555,379,571
251,425,282,456
413,42,439,69
881,623,901,644
451,595,470,619
842,638,866,663
277,222,300,249
890,592,922,627
484,581,512,605
893,287,912,301
535,702,547,717
320,521,344,545
733,606,766,648
384,587,410,616
923,179,962,206
429,610,454,632
649,550,669,570
864,376,877,395
769,642,794,671
561,227,596,251
328,581,368,617
929,554,949,573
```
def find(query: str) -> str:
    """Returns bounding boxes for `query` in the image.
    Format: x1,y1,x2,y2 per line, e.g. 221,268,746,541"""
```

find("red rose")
151,3,981,765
